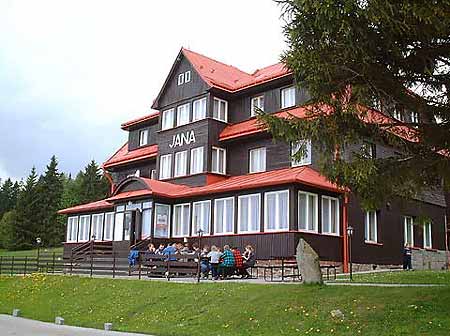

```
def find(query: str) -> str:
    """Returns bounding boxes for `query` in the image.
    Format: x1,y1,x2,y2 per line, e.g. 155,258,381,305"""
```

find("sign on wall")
169,130,196,148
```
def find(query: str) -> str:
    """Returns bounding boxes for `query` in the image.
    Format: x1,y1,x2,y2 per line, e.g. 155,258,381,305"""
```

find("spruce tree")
79,160,109,204
0,178,17,220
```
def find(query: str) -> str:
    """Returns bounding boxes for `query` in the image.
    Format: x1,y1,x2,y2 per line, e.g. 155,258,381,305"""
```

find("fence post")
70,252,73,275
11,256,14,276
52,252,56,274
36,250,40,272
0,256,3,275
24,256,28,276
112,252,116,279
90,254,94,278
281,258,285,282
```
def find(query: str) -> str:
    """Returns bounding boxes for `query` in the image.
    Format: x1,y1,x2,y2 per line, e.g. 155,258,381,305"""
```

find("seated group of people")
145,242,256,280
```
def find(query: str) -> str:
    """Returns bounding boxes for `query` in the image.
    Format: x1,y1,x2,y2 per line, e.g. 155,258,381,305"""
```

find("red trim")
103,143,158,169
121,111,159,130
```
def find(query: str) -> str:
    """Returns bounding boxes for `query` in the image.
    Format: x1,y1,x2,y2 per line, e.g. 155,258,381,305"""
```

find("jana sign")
169,130,196,148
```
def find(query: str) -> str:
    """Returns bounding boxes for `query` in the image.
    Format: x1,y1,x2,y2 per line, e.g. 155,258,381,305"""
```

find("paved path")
325,282,445,287
0,315,152,336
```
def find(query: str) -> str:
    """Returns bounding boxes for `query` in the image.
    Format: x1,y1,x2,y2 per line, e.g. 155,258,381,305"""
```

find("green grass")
1,275,450,335
336,270,450,285
0,247,63,257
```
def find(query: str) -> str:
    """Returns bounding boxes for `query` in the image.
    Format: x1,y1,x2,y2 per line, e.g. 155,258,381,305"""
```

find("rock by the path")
296,239,323,284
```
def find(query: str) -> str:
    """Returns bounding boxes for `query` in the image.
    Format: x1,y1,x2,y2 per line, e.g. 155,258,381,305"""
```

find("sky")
0,0,286,181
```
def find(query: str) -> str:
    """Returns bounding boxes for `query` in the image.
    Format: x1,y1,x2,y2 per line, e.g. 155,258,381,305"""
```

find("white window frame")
78,215,91,242
264,190,290,232
176,103,190,127
177,73,185,85
211,147,226,175
238,193,261,233
364,210,378,243
213,97,228,122
192,97,207,121
404,216,414,246
103,212,114,241
66,216,78,242
174,150,187,177
161,108,175,130
251,95,264,116
214,197,235,235
159,154,172,180
423,221,432,249
154,203,171,238
298,191,318,232
393,106,404,121
139,129,148,146
249,147,266,173
184,70,191,83
91,213,104,241
291,140,312,166
190,146,204,175
321,196,340,235
172,203,190,238
410,111,419,124
192,200,211,235
281,86,296,109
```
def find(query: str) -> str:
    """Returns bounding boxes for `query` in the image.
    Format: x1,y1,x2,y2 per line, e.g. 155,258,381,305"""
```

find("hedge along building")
59,48,448,270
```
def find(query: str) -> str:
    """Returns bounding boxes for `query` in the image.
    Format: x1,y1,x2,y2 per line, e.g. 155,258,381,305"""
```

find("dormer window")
139,129,148,146
251,95,264,117
176,103,190,127
281,86,296,109
213,97,228,122
177,71,191,86
161,108,175,130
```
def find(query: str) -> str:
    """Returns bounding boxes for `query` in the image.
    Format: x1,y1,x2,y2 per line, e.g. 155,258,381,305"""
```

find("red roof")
103,143,158,169
58,199,113,215
219,106,312,141
121,111,160,130
182,48,291,92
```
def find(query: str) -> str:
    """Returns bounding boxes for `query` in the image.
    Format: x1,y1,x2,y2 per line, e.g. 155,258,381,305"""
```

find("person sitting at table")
155,244,165,255
219,245,235,279
200,246,210,279
231,246,244,276
207,245,222,280
163,243,177,261
242,245,256,279
147,243,156,254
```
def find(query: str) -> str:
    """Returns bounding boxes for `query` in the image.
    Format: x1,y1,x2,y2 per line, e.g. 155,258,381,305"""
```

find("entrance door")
124,212,133,242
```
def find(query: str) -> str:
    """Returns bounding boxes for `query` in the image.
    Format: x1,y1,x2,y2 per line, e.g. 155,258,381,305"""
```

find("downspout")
102,167,115,195
342,193,349,273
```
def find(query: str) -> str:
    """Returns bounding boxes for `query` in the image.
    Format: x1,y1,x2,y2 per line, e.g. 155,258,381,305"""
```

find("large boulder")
296,239,323,284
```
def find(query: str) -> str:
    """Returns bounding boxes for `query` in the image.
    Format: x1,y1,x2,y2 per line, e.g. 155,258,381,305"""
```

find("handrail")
130,237,153,251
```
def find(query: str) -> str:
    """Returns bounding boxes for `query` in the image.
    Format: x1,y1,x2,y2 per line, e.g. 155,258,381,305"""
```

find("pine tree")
0,210,18,250
35,156,64,247
0,178,17,220
78,160,109,204
14,167,40,250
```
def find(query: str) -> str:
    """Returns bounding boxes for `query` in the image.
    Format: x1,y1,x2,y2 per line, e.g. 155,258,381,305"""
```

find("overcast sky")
0,0,286,181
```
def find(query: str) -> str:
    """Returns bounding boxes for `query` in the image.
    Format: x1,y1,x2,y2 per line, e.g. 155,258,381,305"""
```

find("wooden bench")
138,253,200,281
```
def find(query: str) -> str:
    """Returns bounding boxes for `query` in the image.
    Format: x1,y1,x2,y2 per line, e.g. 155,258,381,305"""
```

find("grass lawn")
0,247,63,257
336,270,450,285
0,275,449,336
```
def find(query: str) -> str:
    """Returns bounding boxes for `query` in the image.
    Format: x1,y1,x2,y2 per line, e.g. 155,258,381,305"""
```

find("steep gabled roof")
103,143,158,169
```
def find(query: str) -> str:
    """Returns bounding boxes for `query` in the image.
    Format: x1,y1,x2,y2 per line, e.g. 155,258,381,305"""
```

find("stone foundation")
412,249,449,270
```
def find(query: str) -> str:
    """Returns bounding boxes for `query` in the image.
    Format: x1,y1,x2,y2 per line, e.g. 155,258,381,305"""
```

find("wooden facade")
61,48,448,266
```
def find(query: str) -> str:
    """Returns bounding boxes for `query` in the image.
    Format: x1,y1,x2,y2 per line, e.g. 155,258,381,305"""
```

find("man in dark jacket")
403,243,413,270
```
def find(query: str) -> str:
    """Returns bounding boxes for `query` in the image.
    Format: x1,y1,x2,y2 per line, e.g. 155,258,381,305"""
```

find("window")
322,196,339,235
66,217,78,242
410,111,419,125
184,70,191,83
161,108,175,130
214,197,234,234
174,151,187,177
423,221,432,249
193,97,207,121
265,190,289,231
139,129,148,146
238,194,261,233
154,204,170,238
291,140,312,166
150,169,156,180
361,142,376,159
365,211,378,243
249,147,266,173
212,147,226,174
123,212,132,240
190,146,204,174
173,203,190,237
404,216,414,246
192,201,211,235
176,103,190,126
298,191,318,232
177,73,185,85
114,211,124,241
213,97,228,122
78,215,91,242
281,86,296,108
159,154,172,179
141,202,152,239
91,214,104,241
104,212,114,241
251,95,264,116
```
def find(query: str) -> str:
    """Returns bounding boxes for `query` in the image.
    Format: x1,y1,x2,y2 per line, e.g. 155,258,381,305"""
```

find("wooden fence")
0,253,64,276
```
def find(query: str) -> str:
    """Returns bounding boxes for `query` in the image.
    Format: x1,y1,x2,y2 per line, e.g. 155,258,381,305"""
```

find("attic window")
177,71,191,86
